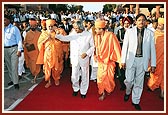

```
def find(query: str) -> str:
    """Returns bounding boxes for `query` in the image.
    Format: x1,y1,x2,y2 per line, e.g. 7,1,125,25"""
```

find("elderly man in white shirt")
55,21,94,99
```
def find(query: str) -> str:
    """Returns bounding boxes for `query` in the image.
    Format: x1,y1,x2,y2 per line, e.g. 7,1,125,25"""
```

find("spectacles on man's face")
74,27,79,30
48,25,54,28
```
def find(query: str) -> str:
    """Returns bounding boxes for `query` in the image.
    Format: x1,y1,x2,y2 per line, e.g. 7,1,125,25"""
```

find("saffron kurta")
37,29,64,81
95,31,121,94
24,30,41,77
147,30,164,91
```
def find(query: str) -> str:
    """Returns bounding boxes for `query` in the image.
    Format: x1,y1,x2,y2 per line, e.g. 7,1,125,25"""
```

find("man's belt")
4,44,18,48
135,54,143,57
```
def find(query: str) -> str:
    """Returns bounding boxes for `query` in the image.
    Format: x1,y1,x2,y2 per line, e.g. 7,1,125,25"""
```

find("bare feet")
107,92,111,96
99,92,106,101
31,76,37,84
31,79,36,84
55,80,60,86
45,81,51,88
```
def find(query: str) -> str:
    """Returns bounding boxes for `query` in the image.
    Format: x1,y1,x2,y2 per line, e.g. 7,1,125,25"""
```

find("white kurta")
56,31,94,95
88,28,98,81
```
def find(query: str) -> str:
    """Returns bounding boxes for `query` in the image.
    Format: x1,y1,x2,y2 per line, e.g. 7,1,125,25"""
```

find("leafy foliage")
103,4,117,13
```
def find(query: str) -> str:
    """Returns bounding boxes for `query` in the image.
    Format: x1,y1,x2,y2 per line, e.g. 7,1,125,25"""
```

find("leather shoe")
81,94,86,99
72,91,78,96
8,81,13,86
124,93,130,102
18,75,22,80
120,85,126,91
132,103,141,110
159,95,164,100
147,88,152,92
93,79,97,82
14,84,19,90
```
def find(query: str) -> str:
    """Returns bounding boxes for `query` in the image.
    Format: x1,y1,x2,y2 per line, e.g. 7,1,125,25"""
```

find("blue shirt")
4,23,23,51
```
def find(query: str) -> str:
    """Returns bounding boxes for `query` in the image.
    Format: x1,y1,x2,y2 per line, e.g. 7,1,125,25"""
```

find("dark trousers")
115,62,126,90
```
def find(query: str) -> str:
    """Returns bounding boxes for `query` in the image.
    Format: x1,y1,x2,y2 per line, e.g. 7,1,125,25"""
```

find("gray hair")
73,20,85,30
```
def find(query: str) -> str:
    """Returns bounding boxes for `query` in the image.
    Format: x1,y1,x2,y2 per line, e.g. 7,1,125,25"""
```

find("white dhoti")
18,51,25,76
90,55,98,80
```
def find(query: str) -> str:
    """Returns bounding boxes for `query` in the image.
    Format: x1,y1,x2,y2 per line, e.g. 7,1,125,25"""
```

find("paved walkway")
3,65,44,112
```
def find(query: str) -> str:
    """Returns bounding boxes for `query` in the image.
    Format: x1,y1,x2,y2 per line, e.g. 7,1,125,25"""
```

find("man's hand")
150,66,156,73
121,63,126,70
53,26,57,31
55,30,60,34
94,55,97,62
17,51,21,57
81,53,87,59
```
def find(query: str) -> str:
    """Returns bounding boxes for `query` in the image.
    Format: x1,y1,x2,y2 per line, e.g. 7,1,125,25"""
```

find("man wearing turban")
94,19,121,101
24,18,41,83
116,16,133,91
147,17,164,99
37,19,65,88
121,13,156,110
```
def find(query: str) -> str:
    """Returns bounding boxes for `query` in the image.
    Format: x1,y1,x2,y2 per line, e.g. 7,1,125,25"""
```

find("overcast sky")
82,4,104,12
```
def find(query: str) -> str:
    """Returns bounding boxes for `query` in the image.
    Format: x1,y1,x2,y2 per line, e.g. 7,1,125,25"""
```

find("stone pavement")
3,65,44,112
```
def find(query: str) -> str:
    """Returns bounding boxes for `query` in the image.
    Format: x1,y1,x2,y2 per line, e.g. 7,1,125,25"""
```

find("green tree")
49,4,69,13
68,4,83,12
49,4,83,13
103,4,117,13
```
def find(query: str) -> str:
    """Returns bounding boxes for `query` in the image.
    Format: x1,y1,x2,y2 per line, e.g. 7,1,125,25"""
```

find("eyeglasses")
74,27,79,30
48,26,54,28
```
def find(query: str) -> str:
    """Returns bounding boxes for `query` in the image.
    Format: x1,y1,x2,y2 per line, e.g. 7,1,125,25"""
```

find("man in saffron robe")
37,19,64,88
147,17,164,99
61,18,73,68
94,19,121,101
24,18,41,83
41,19,47,32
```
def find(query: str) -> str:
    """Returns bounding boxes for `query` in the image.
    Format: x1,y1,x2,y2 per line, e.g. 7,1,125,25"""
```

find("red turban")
122,16,133,24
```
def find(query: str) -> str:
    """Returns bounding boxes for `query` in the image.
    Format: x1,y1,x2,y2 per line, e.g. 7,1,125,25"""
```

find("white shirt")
56,31,94,66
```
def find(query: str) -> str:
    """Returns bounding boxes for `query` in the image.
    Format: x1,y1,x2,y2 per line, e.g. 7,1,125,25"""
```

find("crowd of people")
4,7,164,111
